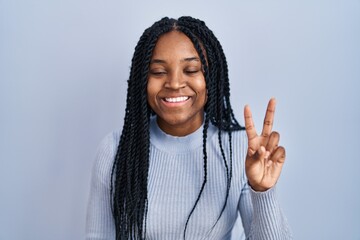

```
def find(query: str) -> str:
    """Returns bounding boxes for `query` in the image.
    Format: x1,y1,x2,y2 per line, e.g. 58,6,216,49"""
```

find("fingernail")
260,146,265,153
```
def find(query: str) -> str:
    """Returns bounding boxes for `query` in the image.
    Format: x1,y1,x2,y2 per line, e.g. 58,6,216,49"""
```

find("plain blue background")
1,0,359,239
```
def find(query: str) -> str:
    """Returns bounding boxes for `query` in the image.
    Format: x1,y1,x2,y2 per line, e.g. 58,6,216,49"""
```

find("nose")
164,71,186,90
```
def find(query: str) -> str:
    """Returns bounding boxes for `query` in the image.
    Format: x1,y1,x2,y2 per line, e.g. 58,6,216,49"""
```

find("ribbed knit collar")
149,116,217,154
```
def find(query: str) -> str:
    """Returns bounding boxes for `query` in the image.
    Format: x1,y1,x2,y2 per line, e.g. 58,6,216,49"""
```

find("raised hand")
244,98,286,192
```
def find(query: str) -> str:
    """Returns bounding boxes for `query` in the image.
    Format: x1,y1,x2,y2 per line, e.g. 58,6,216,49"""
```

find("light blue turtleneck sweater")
86,117,292,239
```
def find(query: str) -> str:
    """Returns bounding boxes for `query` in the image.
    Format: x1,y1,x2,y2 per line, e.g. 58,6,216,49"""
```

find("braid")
177,16,244,237
111,16,244,239
183,114,210,239
110,17,175,240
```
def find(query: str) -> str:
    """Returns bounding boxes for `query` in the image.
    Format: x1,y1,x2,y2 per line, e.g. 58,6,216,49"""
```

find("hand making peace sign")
244,98,286,192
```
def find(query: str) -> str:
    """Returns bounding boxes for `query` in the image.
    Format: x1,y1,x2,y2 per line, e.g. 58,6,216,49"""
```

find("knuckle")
263,120,273,126
262,133,270,138
246,124,254,131
247,148,256,156
248,135,257,141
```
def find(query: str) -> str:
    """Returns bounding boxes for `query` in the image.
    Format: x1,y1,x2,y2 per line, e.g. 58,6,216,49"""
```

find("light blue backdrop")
1,0,359,239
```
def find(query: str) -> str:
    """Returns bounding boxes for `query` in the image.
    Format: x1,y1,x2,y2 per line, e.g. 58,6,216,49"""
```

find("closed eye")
184,68,201,75
150,71,166,76
185,70,199,74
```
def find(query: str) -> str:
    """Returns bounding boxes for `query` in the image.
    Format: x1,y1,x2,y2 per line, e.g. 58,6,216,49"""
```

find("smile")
163,96,190,103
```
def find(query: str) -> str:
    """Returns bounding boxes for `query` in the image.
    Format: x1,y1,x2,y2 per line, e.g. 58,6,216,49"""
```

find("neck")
156,114,204,137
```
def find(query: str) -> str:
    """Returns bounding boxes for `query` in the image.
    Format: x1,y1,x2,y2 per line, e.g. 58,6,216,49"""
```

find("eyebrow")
181,57,200,62
150,57,200,64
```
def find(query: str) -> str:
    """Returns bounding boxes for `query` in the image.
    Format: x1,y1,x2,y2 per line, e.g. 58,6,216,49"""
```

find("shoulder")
209,127,248,163
96,130,121,159
229,129,247,161
233,129,248,152
230,128,247,142
215,128,247,148
91,130,121,186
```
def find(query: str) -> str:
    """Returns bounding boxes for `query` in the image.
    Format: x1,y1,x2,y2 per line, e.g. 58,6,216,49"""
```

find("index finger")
244,104,258,141
261,98,276,137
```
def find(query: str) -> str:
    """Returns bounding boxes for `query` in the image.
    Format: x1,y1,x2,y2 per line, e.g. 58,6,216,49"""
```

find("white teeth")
164,96,189,103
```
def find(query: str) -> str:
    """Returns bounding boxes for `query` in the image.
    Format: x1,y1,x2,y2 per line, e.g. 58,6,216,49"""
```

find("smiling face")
147,31,207,136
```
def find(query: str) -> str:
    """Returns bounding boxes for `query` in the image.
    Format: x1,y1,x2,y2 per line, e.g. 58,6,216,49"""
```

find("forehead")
151,31,199,59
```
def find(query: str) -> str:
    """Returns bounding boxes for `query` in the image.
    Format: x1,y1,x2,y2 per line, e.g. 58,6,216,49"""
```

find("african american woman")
86,16,292,240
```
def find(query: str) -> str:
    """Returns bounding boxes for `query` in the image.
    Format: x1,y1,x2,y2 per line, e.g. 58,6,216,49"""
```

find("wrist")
248,181,271,192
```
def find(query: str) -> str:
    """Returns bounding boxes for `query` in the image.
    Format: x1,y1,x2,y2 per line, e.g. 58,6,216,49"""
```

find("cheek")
147,79,158,98
193,78,207,100
147,78,162,110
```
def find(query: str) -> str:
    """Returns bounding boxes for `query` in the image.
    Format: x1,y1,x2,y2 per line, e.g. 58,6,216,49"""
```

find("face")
147,31,207,136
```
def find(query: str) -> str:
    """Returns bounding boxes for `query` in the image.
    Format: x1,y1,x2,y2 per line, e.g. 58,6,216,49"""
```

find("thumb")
252,146,268,164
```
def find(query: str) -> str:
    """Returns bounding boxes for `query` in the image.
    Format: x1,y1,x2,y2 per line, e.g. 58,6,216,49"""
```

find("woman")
86,16,292,240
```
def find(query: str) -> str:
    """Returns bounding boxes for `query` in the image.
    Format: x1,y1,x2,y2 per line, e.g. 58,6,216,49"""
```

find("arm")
239,98,292,239
85,132,117,240
239,183,292,239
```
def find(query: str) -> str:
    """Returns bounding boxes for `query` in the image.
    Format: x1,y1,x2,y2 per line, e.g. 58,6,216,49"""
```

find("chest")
145,147,242,240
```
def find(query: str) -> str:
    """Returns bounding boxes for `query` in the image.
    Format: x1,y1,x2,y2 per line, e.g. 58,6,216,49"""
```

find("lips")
163,96,190,103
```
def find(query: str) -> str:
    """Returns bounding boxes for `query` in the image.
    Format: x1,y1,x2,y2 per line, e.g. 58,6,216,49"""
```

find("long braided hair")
110,16,244,240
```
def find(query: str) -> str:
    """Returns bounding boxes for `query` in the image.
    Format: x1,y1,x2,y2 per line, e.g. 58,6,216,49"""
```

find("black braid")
110,16,245,240
177,17,245,238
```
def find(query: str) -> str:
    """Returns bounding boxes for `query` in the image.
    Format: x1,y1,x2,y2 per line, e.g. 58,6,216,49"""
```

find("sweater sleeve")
238,184,292,239
85,132,117,240
237,131,292,240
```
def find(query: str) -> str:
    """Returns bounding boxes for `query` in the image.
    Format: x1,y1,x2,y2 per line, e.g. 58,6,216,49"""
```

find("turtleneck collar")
149,116,217,154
